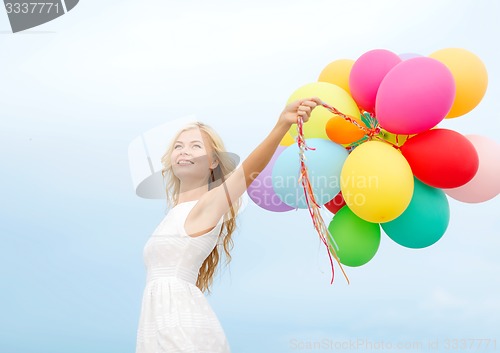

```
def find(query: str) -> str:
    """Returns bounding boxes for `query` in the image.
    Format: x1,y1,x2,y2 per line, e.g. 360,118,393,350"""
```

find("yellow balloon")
279,132,295,146
429,48,488,118
340,141,414,223
287,82,360,140
318,59,355,95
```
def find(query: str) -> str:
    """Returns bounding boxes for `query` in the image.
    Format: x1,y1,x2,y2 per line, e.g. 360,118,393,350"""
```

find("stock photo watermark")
289,337,497,351
3,0,78,32
249,173,379,208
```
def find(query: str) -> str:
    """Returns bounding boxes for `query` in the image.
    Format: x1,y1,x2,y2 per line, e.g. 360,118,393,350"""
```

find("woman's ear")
209,152,219,170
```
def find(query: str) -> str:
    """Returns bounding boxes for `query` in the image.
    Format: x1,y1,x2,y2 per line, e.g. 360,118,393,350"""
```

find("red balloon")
400,129,479,188
324,192,346,213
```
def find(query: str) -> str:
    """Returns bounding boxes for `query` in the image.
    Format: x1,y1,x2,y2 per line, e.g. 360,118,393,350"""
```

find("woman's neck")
177,182,209,204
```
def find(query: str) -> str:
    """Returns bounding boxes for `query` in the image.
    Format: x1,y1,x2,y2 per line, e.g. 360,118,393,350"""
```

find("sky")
0,1,499,352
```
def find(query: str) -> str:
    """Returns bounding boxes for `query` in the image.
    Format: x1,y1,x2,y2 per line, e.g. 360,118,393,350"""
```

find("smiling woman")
134,98,321,353
170,130,217,193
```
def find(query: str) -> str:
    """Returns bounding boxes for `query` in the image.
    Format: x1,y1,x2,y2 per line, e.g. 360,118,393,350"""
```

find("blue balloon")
271,138,348,209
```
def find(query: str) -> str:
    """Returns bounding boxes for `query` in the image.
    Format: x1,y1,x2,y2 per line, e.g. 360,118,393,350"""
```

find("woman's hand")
278,97,322,128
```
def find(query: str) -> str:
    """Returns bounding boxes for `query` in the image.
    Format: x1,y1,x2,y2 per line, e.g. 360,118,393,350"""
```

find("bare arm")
199,97,322,223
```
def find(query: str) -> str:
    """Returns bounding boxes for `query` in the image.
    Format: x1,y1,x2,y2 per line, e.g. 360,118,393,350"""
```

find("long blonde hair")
160,122,241,293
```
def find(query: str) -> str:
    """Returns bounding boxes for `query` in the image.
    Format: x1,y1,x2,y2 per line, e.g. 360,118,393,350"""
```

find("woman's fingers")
286,97,321,124
309,97,322,106
297,109,310,123
301,101,317,108
297,105,311,113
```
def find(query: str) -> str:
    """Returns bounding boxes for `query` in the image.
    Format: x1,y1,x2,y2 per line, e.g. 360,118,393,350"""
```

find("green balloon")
328,206,381,267
381,177,450,249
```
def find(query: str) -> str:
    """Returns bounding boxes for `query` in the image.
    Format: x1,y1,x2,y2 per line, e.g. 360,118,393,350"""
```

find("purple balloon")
247,145,294,212
399,52,422,61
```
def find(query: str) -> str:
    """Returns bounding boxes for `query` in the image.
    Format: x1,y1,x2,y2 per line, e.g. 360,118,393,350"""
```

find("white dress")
135,200,231,353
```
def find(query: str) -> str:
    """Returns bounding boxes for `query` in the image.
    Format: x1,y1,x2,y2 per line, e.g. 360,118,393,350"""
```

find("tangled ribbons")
321,100,406,149
320,101,378,136
295,99,397,284
320,101,387,147
296,111,350,285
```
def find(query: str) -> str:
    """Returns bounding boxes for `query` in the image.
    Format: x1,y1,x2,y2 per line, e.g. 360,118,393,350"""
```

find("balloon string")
296,115,350,285
319,99,411,150
319,100,381,138
373,135,400,149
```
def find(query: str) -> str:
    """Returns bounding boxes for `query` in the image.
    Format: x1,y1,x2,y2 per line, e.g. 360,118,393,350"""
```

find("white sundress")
135,200,231,353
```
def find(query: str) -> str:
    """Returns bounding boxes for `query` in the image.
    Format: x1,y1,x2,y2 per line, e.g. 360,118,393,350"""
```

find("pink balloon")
444,135,500,203
247,145,294,212
376,57,456,135
349,49,402,113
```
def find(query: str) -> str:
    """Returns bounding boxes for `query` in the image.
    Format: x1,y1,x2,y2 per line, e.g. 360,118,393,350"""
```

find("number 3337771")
5,2,60,14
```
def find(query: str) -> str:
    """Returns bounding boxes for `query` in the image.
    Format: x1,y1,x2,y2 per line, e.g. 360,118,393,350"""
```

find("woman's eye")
194,145,202,148
174,145,181,149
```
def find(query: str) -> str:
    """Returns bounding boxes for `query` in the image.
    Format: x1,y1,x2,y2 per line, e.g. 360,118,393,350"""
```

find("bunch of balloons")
248,48,499,270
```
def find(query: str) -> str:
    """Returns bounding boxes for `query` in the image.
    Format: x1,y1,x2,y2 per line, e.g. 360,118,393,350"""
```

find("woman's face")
170,128,216,182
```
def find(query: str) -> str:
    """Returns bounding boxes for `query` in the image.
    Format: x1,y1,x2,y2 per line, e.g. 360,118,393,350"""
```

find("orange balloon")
326,116,366,144
429,48,488,118
318,59,355,95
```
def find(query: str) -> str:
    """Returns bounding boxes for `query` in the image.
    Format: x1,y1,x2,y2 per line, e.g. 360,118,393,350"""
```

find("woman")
135,97,321,352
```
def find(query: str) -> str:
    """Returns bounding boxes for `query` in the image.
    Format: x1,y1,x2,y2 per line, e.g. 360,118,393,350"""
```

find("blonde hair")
160,121,241,293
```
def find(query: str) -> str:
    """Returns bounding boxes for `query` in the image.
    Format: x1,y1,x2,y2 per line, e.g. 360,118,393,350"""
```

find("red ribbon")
296,115,350,285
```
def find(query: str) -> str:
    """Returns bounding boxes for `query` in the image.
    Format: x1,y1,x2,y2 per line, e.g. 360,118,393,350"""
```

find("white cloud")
420,287,468,310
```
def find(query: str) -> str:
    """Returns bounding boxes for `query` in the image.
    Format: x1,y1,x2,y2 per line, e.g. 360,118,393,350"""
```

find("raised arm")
204,97,322,221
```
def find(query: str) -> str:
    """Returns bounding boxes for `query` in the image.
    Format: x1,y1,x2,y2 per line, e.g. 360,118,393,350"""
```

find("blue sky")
1,1,499,352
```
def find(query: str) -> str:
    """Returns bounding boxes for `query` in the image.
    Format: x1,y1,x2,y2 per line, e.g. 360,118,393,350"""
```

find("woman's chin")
173,168,208,180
